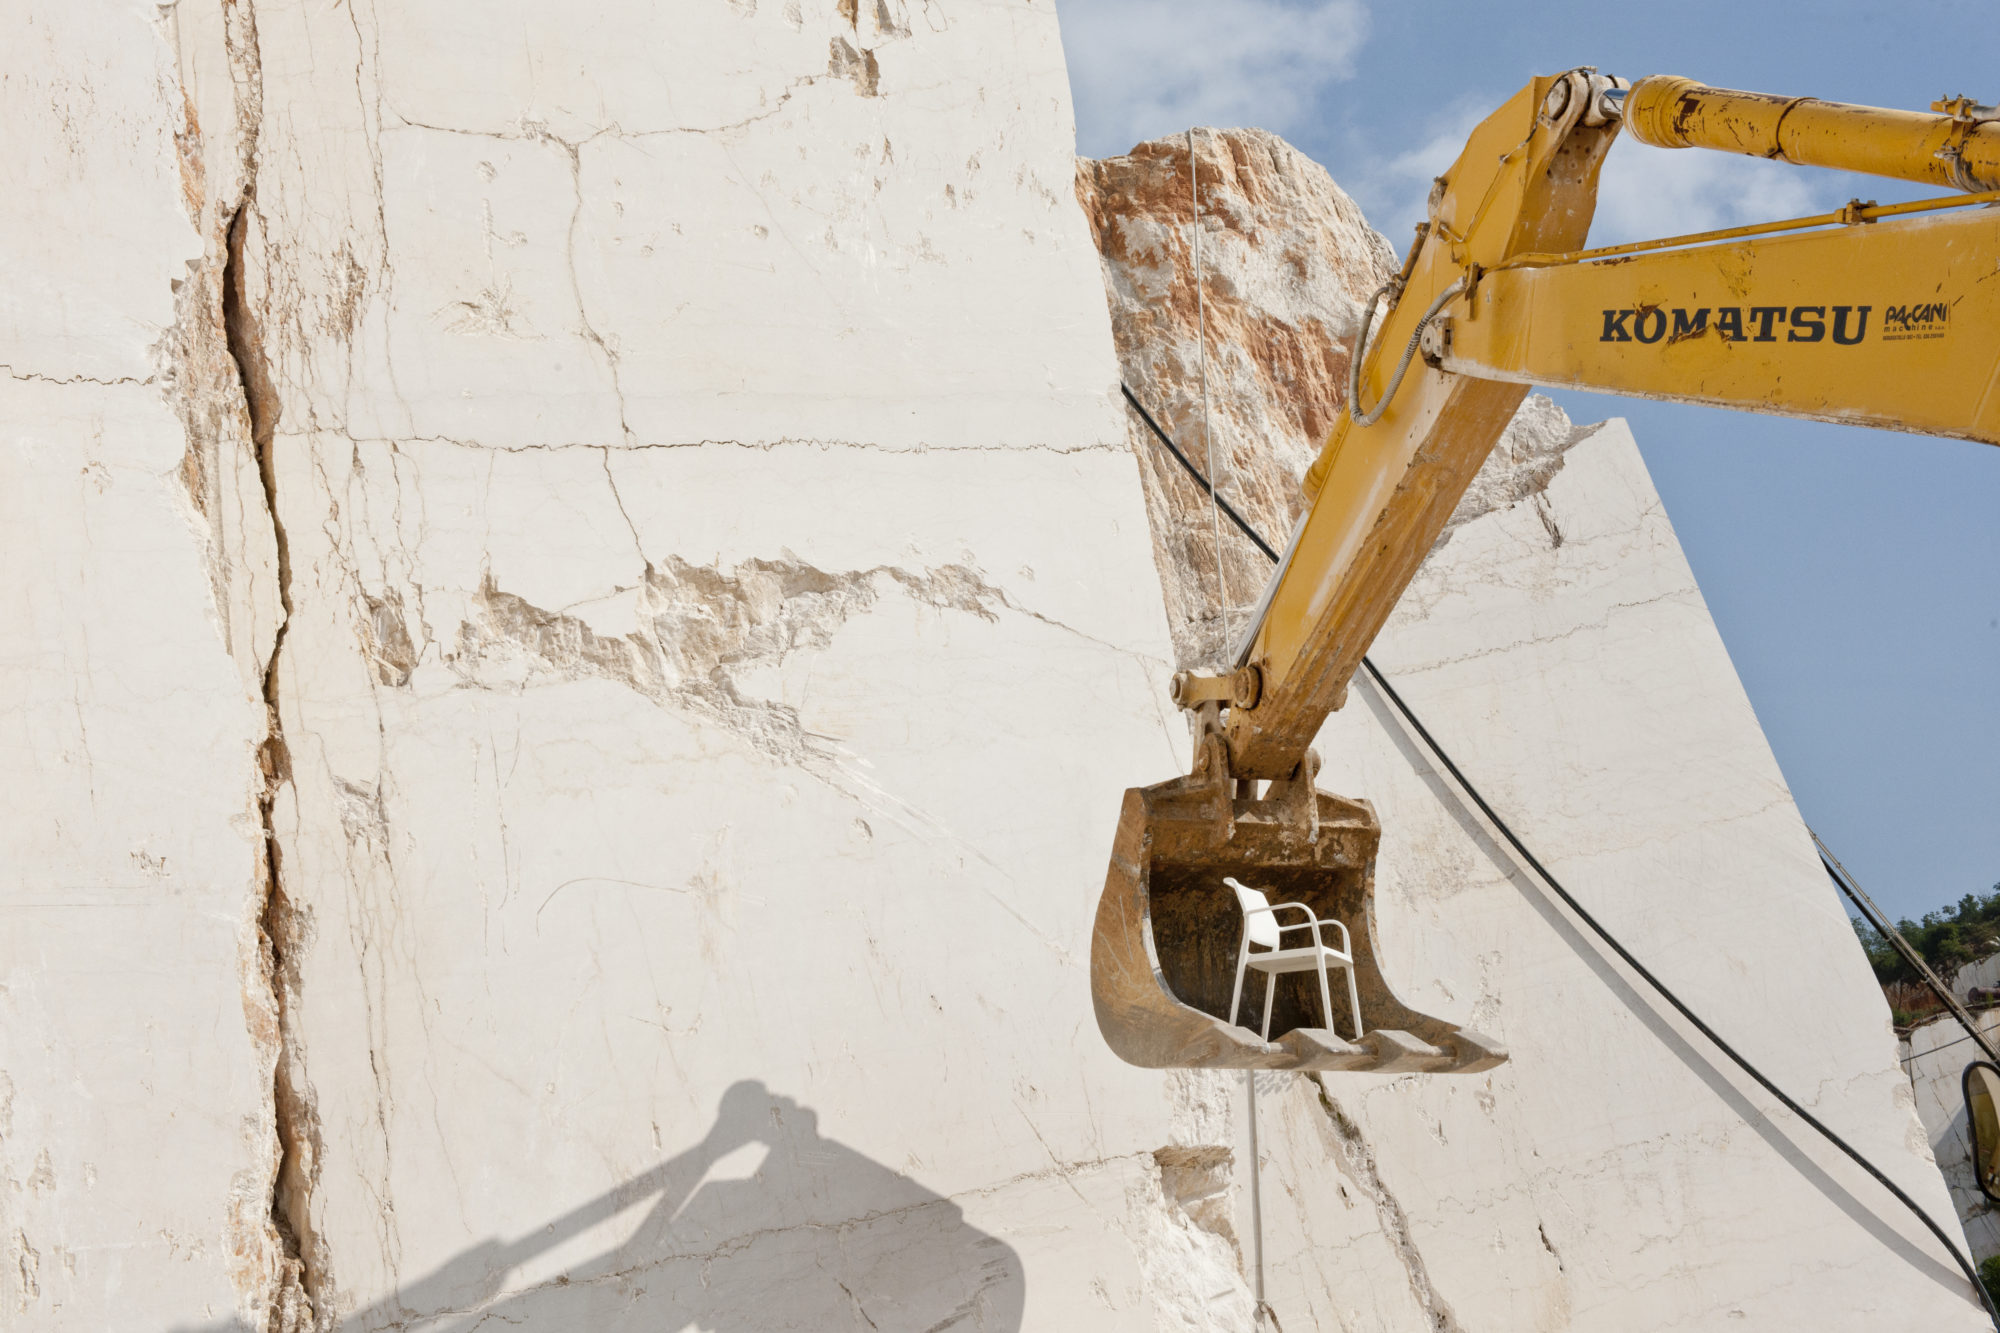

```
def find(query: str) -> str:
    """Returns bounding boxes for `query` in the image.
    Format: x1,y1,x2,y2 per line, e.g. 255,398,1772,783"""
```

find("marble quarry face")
0,4,1976,1330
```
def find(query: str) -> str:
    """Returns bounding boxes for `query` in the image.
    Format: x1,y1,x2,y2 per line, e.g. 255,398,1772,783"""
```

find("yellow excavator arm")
1092,71,2000,1075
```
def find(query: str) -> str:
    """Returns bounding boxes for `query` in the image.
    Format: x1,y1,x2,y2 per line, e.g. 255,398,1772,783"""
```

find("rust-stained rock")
1078,129,1600,668
1077,128,1396,666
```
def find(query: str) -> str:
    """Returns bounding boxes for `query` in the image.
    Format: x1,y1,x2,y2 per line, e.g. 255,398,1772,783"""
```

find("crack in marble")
0,364,154,388
1382,587,1694,676
1313,1079,1467,1333
209,2,334,1325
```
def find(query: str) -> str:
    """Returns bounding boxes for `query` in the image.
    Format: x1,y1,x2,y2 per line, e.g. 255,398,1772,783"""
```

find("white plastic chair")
1225,876,1363,1041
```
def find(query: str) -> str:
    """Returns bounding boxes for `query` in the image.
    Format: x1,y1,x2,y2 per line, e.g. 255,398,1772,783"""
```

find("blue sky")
1056,0,2000,923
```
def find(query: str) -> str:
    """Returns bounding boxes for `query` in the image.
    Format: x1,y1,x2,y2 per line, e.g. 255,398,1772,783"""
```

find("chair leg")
1261,971,1277,1042
1344,963,1364,1041
1315,961,1335,1038
1229,941,1249,1030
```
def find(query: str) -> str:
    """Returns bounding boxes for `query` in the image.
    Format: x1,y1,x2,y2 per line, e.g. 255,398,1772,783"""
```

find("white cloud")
1062,8,1851,258
1058,0,1369,157
1364,96,1492,247
1354,106,1844,258
1589,137,1833,247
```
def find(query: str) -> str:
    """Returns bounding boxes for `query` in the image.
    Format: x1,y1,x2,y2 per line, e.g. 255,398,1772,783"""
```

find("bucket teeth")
1273,1027,1507,1073
1357,1029,1447,1072
1442,1028,1508,1073
1277,1028,1368,1069
1164,1014,1294,1070
1093,773,1506,1076
1136,1023,1507,1074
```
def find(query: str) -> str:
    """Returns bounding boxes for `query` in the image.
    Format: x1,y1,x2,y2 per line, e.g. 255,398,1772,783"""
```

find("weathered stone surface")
1076,128,1394,667
1,3,282,1326
3,9,1979,1333
6,2,1198,1328
1947,953,2000,1002
1076,129,1599,670
187,1,1203,1329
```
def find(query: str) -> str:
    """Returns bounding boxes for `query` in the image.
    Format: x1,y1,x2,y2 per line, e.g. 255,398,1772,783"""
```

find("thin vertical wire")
1189,129,1229,658
1248,1072,1273,1324
1192,130,1269,1325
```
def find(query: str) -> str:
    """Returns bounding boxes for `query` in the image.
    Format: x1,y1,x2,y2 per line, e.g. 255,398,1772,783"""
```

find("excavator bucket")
1092,744,1506,1073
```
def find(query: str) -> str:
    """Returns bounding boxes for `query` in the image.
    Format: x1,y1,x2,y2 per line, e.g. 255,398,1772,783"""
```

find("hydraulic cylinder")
1623,76,2000,192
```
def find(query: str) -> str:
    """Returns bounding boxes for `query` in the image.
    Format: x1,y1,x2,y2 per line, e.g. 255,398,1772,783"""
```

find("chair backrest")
1225,877,1281,949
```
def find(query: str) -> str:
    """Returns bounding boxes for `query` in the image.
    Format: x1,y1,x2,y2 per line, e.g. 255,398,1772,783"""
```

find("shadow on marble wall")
174,1080,1024,1332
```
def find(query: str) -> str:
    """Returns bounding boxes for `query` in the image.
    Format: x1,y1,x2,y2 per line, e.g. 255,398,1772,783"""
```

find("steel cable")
1818,836,2000,1065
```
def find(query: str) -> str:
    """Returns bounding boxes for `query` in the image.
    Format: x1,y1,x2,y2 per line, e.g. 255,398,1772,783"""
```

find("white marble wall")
0,2,281,1326
164,0,1202,1327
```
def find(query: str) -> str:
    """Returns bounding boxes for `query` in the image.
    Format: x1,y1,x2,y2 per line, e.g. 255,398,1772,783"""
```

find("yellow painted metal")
1967,1064,2000,1200
1227,73,2000,780
1223,72,1620,778
1439,204,2000,445
1625,75,2000,192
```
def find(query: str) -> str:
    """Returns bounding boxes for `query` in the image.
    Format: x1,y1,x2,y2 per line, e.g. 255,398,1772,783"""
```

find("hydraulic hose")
1347,279,1463,427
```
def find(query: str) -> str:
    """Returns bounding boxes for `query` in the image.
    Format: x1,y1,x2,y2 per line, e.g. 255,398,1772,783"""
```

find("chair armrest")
1268,903,1352,956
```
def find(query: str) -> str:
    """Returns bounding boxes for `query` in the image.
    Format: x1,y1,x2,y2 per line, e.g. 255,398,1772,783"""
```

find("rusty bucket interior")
1092,754,1506,1074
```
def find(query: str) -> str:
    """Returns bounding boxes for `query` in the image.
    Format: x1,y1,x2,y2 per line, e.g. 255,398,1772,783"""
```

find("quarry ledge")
0,364,157,388
383,79,827,143
451,556,1164,708
1316,1079,1468,1333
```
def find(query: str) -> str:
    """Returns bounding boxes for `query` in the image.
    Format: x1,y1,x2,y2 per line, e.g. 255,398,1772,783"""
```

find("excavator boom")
1227,72,1624,779
1439,197,2000,442
1093,71,2000,1073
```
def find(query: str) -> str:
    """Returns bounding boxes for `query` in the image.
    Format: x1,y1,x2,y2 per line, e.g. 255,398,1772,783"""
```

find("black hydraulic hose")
1119,381,2000,1327
1819,843,2000,1065
1120,383,1280,562
1347,279,1463,427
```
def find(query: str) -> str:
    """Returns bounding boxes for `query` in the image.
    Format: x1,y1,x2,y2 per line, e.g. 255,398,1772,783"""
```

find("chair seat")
1245,945,1353,974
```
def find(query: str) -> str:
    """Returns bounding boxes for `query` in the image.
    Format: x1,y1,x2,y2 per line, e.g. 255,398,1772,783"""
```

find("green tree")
1852,883,2000,1026
1851,883,2000,987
